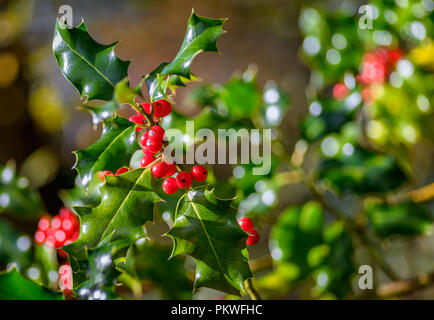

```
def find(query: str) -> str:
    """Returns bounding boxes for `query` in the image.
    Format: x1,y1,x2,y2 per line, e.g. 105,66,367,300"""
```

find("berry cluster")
34,208,79,252
100,99,208,194
332,47,403,103
238,217,259,245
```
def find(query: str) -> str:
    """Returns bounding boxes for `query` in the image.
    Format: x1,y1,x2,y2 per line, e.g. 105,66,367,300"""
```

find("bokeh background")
0,0,308,213
0,0,433,299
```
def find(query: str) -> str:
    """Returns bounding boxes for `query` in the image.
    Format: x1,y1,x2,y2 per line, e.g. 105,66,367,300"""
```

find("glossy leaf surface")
167,186,252,296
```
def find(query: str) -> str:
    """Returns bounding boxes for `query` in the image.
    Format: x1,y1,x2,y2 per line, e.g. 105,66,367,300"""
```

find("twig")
306,179,399,281
355,271,434,299
244,278,262,300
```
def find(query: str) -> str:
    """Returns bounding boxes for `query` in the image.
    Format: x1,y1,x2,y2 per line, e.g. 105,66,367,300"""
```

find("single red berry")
140,131,149,147
141,102,152,114
59,208,72,220
38,216,51,231
140,153,154,167
51,217,61,229
35,230,46,244
62,219,74,236
58,264,73,291
191,165,208,182
146,139,163,153
332,83,349,100
176,172,193,189
148,125,165,141
129,115,144,125
162,177,179,194
129,115,145,132
55,229,66,247
115,167,129,175
387,48,403,64
246,229,259,245
154,99,172,117
165,162,177,177
151,162,169,179
238,217,254,233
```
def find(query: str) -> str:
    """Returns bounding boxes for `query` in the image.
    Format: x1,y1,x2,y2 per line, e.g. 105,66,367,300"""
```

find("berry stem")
132,102,156,126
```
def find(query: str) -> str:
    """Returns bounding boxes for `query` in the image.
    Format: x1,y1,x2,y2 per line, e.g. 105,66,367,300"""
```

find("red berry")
140,131,149,147
176,172,193,189
238,217,254,233
129,115,144,125
62,219,74,235
140,153,154,167
191,165,208,182
332,83,349,100
129,115,145,132
38,216,51,231
115,167,129,175
148,125,165,141
55,229,66,247
51,217,61,229
141,102,152,114
165,162,177,177
154,99,172,117
246,229,259,245
151,162,169,179
35,231,46,244
146,139,163,153
58,264,73,291
59,208,72,220
162,177,179,194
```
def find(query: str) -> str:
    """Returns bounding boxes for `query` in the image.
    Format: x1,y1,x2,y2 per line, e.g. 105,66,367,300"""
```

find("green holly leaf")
73,240,130,300
167,186,252,296
53,20,130,101
0,268,63,300
0,161,44,219
74,116,137,190
161,11,226,78
81,100,119,125
365,202,433,238
65,168,161,262
145,12,226,101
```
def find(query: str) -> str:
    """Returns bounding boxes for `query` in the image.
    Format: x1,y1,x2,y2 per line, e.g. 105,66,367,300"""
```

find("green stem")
244,278,262,300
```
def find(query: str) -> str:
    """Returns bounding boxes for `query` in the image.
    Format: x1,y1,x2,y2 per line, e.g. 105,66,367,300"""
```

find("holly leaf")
0,268,63,300
167,186,252,296
144,11,225,101
74,116,137,190
53,20,130,101
81,100,119,125
73,240,130,300
65,168,161,262
161,11,226,78
0,161,44,219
